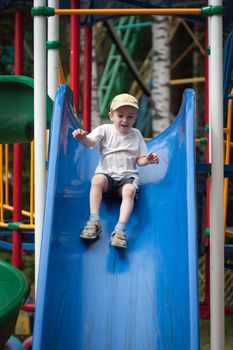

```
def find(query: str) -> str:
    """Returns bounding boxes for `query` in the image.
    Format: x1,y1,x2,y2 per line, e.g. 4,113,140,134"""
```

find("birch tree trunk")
151,15,171,135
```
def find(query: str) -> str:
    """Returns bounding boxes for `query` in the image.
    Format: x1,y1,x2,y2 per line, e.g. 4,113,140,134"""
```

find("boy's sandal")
111,230,127,248
80,221,102,240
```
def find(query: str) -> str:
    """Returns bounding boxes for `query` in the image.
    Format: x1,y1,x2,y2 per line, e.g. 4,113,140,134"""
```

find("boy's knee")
122,184,136,198
91,174,107,188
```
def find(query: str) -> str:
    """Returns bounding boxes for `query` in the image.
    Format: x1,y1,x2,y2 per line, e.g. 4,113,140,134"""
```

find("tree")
151,15,171,136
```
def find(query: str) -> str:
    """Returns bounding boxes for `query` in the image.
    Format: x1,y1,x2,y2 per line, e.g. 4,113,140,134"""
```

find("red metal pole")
12,11,24,268
70,0,80,113
14,12,24,74
22,304,35,312
82,26,92,132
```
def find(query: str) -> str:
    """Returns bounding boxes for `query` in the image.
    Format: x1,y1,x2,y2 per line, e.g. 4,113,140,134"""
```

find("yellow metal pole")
30,141,35,226
59,57,66,84
19,223,35,230
0,145,3,223
54,8,202,16
225,229,233,237
224,89,233,237
180,19,205,55
170,77,205,85
3,204,33,218
223,140,233,147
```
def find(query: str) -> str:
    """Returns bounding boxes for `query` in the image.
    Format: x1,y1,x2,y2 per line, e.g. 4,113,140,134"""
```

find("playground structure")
0,260,30,348
0,0,232,349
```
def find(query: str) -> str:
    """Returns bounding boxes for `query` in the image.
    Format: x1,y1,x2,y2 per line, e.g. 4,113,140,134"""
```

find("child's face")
108,105,137,134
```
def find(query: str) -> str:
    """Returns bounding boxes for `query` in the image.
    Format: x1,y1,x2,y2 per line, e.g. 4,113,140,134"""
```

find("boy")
72,93,159,248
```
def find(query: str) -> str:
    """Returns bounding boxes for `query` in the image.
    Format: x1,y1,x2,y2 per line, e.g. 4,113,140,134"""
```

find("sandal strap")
111,230,127,248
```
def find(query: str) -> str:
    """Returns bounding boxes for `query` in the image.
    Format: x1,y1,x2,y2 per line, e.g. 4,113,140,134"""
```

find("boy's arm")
72,129,95,148
137,151,159,166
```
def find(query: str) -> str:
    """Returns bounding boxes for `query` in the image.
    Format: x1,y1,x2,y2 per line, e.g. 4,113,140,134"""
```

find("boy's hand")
72,128,87,140
72,129,95,148
146,151,159,164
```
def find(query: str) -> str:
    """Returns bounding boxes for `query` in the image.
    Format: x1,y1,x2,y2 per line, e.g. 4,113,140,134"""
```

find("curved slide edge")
33,85,200,350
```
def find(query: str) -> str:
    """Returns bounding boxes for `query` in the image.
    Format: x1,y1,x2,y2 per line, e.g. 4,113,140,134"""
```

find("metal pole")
70,0,80,113
199,16,211,319
13,11,24,269
34,0,47,290
48,0,59,100
209,0,225,349
82,26,92,132
55,8,202,16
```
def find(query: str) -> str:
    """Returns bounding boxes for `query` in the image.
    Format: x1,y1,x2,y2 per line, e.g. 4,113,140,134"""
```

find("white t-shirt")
88,124,147,180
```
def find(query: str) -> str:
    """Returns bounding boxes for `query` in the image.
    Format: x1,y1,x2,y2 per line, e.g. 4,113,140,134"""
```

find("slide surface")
33,85,200,350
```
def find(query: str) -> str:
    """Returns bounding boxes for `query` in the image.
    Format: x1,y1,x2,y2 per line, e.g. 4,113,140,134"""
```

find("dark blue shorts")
101,173,139,199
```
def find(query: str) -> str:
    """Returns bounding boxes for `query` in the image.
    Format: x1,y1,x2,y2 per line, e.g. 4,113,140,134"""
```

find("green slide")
0,75,53,144
0,260,30,348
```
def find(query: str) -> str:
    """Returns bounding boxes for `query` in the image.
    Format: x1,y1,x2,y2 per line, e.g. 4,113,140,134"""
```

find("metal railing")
0,142,35,231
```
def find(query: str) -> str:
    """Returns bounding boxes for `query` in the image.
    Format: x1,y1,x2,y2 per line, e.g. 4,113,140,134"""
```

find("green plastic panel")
0,260,30,346
98,16,141,118
0,75,53,144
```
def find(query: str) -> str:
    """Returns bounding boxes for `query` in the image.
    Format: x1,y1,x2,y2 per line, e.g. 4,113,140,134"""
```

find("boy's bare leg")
89,174,108,215
111,184,136,248
118,184,136,224
80,174,108,240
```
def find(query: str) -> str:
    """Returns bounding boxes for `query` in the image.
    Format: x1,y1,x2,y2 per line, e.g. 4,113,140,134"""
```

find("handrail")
54,8,202,16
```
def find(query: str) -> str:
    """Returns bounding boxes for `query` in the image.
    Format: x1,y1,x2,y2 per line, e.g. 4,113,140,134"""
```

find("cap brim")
111,102,139,110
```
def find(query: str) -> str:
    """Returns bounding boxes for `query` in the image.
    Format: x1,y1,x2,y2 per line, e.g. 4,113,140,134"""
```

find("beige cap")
110,93,139,111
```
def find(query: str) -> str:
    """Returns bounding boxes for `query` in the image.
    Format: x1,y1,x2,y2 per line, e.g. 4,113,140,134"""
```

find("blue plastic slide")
33,85,200,350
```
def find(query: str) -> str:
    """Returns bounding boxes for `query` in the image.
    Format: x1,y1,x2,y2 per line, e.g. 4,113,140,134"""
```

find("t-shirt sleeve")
137,130,148,157
88,125,105,146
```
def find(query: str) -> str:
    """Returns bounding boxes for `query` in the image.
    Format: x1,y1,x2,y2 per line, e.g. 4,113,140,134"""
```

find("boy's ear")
108,110,113,121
